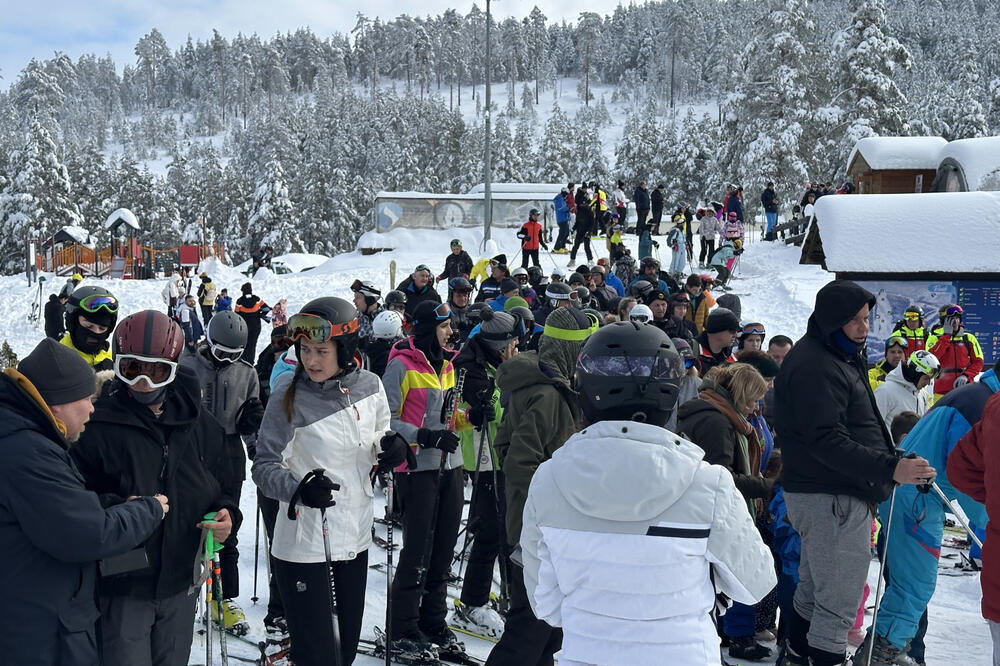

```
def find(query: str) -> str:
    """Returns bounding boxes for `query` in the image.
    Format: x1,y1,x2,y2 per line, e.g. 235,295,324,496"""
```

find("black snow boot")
728,635,772,661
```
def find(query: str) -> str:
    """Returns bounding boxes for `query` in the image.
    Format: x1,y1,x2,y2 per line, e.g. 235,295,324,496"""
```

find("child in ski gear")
71,310,239,666
367,310,405,377
381,300,471,656
58,272,82,299
485,306,596,666
521,323,775,666
774,280,936,666
60,285,118,372
271,298,288,328
948,383,1000,666
698,208,721,268
723,211,744,241
235,282,271,364
927,304,983,399
253,297,396,666
0,339,165,666
517,209,547,268
666,218,687,277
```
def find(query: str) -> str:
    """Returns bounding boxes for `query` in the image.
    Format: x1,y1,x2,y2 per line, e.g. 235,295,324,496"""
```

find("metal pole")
865,486,897,666
483,0,493,246
929,481,984,549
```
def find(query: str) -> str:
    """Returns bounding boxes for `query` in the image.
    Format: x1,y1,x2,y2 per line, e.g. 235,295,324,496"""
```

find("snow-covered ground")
0,227,991,664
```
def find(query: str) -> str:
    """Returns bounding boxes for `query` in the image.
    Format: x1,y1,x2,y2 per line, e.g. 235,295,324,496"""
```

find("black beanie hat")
705,307,741,334
411,301,450,362
18,338,96,406
500,277,519,294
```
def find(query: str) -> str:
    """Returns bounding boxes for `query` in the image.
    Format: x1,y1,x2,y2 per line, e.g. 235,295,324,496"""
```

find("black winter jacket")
775,280,898,503
440,251,473,280
633,186,650,209
761,187,779,213
454,336,500,417
72,367,242,600
397,275,442,318
0,371,161,665
651,188,664,213
44,295,65,339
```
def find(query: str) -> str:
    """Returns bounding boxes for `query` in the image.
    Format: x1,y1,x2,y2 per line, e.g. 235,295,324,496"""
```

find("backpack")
614,255,636,286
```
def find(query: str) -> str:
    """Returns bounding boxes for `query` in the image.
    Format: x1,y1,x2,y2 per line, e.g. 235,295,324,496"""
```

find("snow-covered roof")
59,225,93,246
104,207,140,231
376,190,560,202
937,137,1000,191
466,183,564,195
813,191,1000,272
846,136,947,172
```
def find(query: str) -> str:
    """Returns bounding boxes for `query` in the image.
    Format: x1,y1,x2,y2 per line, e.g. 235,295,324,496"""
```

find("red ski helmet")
113,310,185,362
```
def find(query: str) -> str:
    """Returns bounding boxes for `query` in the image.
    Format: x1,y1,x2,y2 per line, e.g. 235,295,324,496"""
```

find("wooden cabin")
845,136,946,194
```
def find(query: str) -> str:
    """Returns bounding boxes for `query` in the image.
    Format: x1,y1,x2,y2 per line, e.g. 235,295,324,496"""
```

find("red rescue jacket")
517,220,543,251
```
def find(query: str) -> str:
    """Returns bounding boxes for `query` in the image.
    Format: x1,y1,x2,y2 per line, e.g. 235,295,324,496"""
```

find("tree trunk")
670,39,676,110
585,46,591,107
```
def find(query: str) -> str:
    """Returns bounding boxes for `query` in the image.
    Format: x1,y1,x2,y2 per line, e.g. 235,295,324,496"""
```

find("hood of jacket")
548,420,706,522
0,370,67,445
885,362,918,394
387,336,458,371
454,335,500,373
806,280,876,341
495,350,571,393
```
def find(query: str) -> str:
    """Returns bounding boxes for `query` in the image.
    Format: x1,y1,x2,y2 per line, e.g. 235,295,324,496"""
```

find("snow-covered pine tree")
571,105,610,184
0,119,84,272
837,0,912,157
614,106,658,186
246,157,303,258
537,104,574,183
722,0,821,216
939,38,989,140
665,109,716,206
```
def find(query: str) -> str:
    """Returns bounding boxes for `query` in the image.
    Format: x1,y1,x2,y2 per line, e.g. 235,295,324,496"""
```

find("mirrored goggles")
578,351,685,382
114,354,178,389
742,323,765,336
904,312,921,320
287,313,360,344
79,293,120,314
945,305,964,317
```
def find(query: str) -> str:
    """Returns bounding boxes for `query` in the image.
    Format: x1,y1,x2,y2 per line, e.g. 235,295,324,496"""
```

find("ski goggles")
114,354,178,389
417,302,452,324
350,279,380,299
78,293,120,315
577,350,685,383
209,342,243,363
287,313,360,344
904,311,922,320
741,323,765,336
413,264,432,276
945,305,964,317
386,302,406,313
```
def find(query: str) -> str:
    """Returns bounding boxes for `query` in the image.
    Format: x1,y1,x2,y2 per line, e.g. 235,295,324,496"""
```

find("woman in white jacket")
252,297,409,666
874,350,941,429
520,321,776,666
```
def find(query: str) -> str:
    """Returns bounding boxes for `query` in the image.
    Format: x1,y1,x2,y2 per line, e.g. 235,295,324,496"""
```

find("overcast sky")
0,0,621,89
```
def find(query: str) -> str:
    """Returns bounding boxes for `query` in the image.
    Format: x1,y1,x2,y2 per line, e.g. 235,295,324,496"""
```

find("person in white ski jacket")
520,321,776,666
874,350,941,430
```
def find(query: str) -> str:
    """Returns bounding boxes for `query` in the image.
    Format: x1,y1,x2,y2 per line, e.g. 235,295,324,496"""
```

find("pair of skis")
357,627,484,666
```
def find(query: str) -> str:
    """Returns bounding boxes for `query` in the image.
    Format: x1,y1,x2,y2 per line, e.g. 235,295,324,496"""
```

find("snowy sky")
0,0,618,88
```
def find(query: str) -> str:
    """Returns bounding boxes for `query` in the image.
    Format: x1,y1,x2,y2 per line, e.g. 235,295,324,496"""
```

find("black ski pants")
200,305,213,327
257,490,286,618
700,237,716,265
273,552,368,666
484,563,562,666
569,231,593,263
520,249,540,268
218,433,244,600
651,207,663,234
391,467,464,637
460,471,505,608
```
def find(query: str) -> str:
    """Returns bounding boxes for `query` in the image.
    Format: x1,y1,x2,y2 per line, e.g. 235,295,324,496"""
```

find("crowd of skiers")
5,224,999,666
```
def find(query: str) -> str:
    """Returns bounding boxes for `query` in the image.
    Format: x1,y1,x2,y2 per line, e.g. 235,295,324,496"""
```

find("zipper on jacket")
158,444,169,493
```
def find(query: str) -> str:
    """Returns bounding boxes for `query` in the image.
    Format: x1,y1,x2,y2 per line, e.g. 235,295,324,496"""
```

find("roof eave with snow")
847,136,947,173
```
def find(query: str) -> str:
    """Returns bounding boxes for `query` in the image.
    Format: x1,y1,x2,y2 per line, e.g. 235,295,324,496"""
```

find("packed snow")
937,137,1000,192
0,229,992,665
846,136,947,171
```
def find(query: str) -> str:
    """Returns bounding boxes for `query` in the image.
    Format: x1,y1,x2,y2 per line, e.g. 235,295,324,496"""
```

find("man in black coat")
72,311,240,666
761,181,780,238
438,239,474,283
633,181,651,231
774,280,936,666
44,293,67,339
0,339,165,666
397,264,443,319
650,184,665,234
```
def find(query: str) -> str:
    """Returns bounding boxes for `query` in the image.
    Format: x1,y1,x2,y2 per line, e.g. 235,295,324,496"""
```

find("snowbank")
938,137,1000,191
814,191,1000,272
232,252,331,273
847,136,946,171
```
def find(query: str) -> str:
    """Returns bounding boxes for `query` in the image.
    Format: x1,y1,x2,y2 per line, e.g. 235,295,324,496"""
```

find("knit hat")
491,254,508,265
539,306,597,380
728,212,738,220
478,309,518,351
503,296,529,312
500,277,519,295
705,307,741,334
716,293,742,320
18,338,96,406
568,272,585,286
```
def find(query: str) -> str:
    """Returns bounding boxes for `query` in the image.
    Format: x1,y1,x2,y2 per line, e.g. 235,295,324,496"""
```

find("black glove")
417,428,460,454
468,403,496,428
378,432,417,472
300,474,340,509
246,440,257,461
236,397,265,435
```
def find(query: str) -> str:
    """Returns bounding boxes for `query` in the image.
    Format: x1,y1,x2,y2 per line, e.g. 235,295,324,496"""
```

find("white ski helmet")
629,304,653,324
372,310,404,340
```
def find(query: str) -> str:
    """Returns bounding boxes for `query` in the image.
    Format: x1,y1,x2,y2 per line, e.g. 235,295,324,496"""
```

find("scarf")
698,386,763,494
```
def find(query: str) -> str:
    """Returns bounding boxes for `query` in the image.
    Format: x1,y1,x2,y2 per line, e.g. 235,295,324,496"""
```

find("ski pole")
213,550,229,666
456,426,489,580
251,503,261,604
485,425,511,613
384,471,395,666
866,483,896,666
205,532,212,666
927,481,984,549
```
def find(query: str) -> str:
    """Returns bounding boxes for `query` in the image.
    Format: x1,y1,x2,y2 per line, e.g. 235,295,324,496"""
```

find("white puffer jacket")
521,420,776,666
874,363,930,430
252,369,390,563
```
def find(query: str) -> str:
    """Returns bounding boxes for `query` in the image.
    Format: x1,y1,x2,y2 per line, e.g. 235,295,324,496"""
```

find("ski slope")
0,228,992,665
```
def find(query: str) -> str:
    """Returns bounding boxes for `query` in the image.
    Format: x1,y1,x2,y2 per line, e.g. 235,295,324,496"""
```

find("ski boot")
211,598,250,636
451,599,505,639
777,644,809,666
851,632,905,666
260,637,293,666
728,635,772,661
424,625,468,661
385,631,439,663
264,612,288,638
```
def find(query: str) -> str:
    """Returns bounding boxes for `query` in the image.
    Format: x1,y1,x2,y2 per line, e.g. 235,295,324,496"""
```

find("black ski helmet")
206,310,248,361
293,297,361,372
385,290,407,312
576,321,684,426
65,285,120,354
629,279,653,301
467,302,493,324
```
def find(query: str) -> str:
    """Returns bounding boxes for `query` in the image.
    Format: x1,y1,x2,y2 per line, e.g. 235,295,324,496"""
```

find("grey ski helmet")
207,311,248,362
